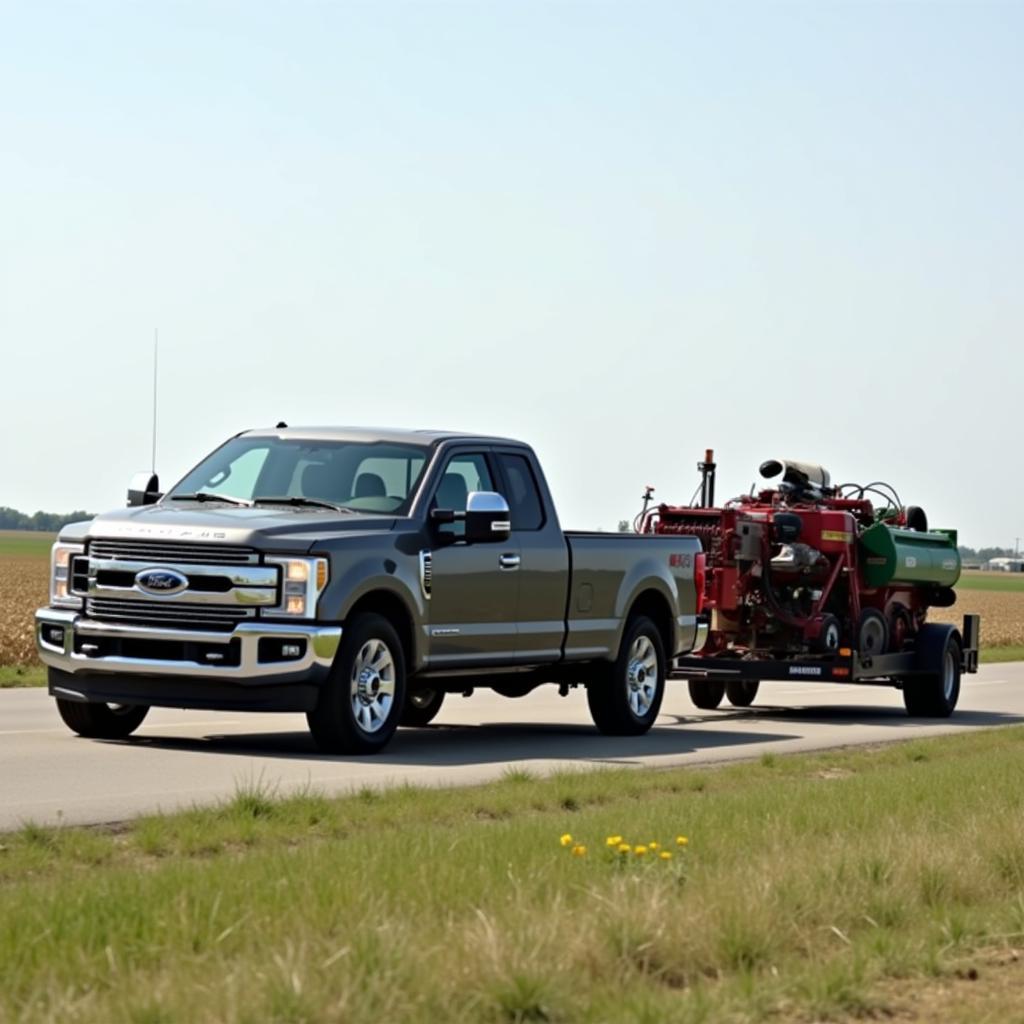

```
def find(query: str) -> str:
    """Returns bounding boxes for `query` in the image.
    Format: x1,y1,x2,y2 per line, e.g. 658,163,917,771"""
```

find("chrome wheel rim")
350,639,396,734
409,689,436,709
942,650,956,701
626,635,659,717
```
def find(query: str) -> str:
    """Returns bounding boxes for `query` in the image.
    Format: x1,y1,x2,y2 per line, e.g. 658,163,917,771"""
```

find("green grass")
0,664,45,687
5,729,1024,1022
980,644,1024,664
956,570,1024,592
0,529,54,557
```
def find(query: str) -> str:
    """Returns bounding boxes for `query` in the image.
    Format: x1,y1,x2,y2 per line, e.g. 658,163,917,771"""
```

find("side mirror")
127,472,162,507
465,491,511,544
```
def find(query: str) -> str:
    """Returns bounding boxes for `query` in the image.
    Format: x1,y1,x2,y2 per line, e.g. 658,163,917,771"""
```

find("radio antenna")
151,328,159,473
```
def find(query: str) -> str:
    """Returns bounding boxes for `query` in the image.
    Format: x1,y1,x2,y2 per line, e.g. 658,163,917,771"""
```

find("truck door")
493,450,569,665
425,450,521,668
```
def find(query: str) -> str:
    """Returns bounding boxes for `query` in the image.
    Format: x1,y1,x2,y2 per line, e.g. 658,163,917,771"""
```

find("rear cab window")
496,452,545,531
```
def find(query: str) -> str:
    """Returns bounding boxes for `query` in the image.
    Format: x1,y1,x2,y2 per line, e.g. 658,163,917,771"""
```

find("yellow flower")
571,844,587,857
649,841,660,851
617,843,631,855
560,834,573,847
606,835,623,847
634,845,648,856
676,835,689,847
659,851,673,861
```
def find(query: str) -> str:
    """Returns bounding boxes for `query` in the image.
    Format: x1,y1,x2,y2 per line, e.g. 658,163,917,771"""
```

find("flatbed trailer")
672,613,980,714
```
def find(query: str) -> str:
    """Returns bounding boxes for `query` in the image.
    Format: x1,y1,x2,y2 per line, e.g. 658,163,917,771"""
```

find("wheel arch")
626,588,675,661
344,589,418,672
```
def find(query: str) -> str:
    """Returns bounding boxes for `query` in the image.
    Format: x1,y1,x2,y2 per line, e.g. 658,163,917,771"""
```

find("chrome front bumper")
36,607,342,683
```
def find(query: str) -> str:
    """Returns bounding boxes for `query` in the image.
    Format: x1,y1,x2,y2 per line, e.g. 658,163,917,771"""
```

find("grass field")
3,728,1024,1022
955,569,1024,592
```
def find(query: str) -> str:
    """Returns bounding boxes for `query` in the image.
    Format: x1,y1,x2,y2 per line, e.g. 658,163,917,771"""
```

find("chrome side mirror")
465,491,511,543
127,472,161,507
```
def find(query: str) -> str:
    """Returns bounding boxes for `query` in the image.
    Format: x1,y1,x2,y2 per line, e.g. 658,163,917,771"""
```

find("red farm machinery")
641,451,980,716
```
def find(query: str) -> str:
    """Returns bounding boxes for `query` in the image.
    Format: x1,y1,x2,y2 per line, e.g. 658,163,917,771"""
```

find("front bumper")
36,607,341,703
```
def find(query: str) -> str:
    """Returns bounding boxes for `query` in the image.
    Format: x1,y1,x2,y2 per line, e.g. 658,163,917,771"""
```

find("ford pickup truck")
36,427,705,754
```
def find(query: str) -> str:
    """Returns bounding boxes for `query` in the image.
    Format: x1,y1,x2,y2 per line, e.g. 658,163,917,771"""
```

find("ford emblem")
135,568,188,595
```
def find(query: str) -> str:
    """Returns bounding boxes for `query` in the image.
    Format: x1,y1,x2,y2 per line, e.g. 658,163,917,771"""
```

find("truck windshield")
166,437,431,515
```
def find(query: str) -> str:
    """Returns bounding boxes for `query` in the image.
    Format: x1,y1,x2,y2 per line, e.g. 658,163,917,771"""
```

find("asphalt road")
3,663,1023,830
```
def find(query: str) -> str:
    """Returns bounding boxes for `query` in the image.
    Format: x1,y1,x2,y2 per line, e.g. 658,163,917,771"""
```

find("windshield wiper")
169,492,254,507
253,495,351,512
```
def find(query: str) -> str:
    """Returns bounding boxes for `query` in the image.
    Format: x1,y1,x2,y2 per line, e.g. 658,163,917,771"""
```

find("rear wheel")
307,613,406,754
400,687,445,727
587,616,665,736
688,679,726,710
725,680,759,707
903,629,961,717
55,699,149,739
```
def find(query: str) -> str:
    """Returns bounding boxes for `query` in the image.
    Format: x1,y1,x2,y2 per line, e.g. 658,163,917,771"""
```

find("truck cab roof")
240,426,530,448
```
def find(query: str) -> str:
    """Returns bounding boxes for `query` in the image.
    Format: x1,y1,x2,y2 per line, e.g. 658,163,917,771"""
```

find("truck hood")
65,502,400,554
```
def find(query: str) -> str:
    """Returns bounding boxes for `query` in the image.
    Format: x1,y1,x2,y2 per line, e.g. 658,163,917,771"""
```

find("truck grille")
88,539,258,565
86,598,255,632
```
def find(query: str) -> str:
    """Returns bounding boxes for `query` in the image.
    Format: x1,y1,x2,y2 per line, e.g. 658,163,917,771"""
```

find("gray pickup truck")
36,427,705,754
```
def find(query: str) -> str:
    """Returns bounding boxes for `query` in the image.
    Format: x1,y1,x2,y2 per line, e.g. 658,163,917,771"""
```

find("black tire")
688,679,726,710
903,628,961,718
587,615,666,736
726,680,759,707
307,613,407,754
400,687,445,727
55,698,149,739
813,614,842,654
857,608,889,657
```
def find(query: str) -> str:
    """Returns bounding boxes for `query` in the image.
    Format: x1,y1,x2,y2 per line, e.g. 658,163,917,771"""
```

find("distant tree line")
958,545,1017,563
0,507,94,532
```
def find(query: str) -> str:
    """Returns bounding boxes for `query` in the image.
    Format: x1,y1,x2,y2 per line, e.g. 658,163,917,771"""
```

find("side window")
434,453,494,537
497,453,545,531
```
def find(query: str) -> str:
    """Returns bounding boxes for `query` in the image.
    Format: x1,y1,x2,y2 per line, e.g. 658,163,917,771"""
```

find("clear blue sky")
2,1,1021,546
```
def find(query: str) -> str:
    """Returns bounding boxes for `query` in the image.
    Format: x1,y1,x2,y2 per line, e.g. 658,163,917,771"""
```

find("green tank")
859,523,961,589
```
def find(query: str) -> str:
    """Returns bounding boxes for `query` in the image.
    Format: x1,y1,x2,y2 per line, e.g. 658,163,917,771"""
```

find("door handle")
499,553,521,571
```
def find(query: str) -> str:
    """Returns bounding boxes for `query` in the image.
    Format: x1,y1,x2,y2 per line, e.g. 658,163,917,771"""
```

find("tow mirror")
465,491,511,543
127,472,162,507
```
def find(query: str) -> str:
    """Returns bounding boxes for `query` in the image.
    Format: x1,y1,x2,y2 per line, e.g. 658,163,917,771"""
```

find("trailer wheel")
903,628,961,718
587,615,665,735
400,688,445,727
857,609,889,657
726,680,759,707
307,613,406,753
55,698,149,739
688,679,726,710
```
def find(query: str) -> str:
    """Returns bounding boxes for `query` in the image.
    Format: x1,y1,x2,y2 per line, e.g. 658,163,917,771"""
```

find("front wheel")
307,613,407,754
55,699,149,739
400,688,445,727
587,616,666,736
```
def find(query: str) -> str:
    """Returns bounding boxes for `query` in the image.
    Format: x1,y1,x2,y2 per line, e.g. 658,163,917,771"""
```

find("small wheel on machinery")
587,615,666,736
725,680,759,707
307,612,407,754
400,687,445,727
688,679,726,710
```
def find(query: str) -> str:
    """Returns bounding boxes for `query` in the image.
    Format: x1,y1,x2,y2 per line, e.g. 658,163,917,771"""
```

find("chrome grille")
86,598,255,632
88,539,258,565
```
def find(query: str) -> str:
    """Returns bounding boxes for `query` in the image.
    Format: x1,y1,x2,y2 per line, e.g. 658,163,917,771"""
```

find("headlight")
51,542,85,608
267,556,329,618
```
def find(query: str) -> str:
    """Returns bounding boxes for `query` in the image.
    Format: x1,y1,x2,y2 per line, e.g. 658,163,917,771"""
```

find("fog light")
43,625,65,646
281,643,302,658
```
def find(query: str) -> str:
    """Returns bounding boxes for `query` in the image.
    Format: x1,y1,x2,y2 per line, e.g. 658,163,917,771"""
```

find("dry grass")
0,554,48,667
930,589,1024,648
